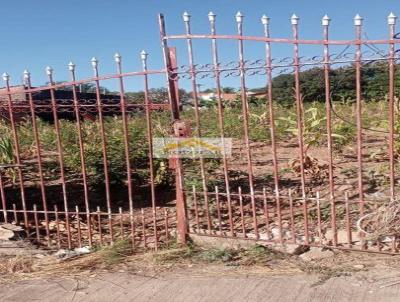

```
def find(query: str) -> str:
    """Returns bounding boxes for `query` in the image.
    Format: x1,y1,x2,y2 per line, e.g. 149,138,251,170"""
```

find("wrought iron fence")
1,11,400,255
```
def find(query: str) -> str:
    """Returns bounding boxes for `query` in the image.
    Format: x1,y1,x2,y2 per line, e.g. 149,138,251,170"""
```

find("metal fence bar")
46,67,72,246
3,74,28,229
322,15,338,247
388,13,397,201
141,50,159,250
68,62,88,249
208,12,234,237
262,15,283,243
236,12,258,239
115,53,135,244
183,12,212,233
91,58,114,243
24,71,49,238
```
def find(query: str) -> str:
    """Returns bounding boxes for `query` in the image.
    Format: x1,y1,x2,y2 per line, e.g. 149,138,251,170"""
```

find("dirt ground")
2,266,400,302
2,242,400,302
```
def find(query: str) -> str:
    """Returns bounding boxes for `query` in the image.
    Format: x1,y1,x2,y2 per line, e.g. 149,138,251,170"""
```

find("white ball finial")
140,50,148,61
354,14,363,26
91,57,98,68
114,52,121,63
68,61,75,71
45,66,53,76
322,15,331,26
183,11,191,22
388,12,397,25
291,14,299,25
23,69,30,79
208,11,216,22
261,15,270,25
235,11,244,23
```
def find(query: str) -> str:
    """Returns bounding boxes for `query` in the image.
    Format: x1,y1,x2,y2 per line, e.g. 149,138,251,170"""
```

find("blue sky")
1,0,399,91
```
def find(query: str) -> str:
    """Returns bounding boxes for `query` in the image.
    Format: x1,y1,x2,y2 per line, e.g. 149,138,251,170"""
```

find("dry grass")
357,201,400,241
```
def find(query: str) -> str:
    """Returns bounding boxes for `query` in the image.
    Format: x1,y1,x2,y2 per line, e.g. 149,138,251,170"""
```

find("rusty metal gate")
1,12,400,254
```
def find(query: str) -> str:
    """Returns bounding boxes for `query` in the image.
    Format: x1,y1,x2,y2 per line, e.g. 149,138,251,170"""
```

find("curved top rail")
164,34,400,45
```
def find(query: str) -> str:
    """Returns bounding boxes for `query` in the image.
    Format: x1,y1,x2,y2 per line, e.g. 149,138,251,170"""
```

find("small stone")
299,247,334,261
0,223,23,232
353,264,365,269
0,226,14,240
284,244,309,255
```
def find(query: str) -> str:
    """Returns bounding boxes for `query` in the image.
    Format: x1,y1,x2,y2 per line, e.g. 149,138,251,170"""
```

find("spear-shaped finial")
45,66,53,76
140,50,148,61
2,72,9,82
23,69,30,80
114,52,122,63
235,11,244,23
322,14,331,26
261,14,270,25
68,61,75,71
354,14,363,26
388,12,397,25
91,57,98,69
291,14,299,25
183,11,191,22
208,11,216,22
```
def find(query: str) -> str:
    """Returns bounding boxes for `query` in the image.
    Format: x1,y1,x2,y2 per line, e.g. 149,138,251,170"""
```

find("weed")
299,262,352,286
97,239,134,265
198,247,238,263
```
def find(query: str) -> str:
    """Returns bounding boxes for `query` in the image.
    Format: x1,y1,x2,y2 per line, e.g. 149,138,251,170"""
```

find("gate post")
169,48,188,245
159,14,188,244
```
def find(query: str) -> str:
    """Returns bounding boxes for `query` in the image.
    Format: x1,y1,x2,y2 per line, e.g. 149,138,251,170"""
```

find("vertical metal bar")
262,15,282,243
69,62,90,248
303,196,309,244
322,16,337,247
54,205,61,249
354,15,365,249
344,192,352,248
119,207,124,238
235,12,258,239
91,58,114,243
159,14,188,244
291,16,307,197
158,14,180,120
33,204,40,242
262,187,270,240
215,186,222,233
208,12,234,237
140,51,158,250
289,189,296,243
24,70,49,236
97,206,103,246
316,192,323,243
291,15,308,244
46,66,71,245
3,73,28,228
183,12,211,233
192,185,200,232
0,171,8,222
354,15,365,215
12,203,18,225
114,54,135,244
164,208,169,244
238,186,246,237
130,208,135,248
75,205,82,248
388,13,397,201
141,208,147,248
